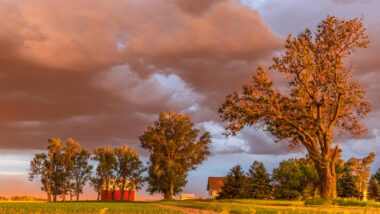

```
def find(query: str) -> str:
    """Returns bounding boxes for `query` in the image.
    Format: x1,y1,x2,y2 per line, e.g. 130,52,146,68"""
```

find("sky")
0,0,379,200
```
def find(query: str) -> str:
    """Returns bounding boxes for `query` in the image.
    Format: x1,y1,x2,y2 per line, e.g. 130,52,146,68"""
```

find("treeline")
29,139,145,202
218,153,380,201
29,111,211,202
0,195,46,201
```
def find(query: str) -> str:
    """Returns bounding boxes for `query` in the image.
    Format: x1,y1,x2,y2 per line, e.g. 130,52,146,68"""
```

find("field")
0,202,182,214
1,199,380,213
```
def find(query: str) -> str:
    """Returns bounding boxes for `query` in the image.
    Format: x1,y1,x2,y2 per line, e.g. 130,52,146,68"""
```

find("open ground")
1,199,380,214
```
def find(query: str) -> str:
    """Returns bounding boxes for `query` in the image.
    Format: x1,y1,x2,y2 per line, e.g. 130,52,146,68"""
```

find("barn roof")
207,177,226,191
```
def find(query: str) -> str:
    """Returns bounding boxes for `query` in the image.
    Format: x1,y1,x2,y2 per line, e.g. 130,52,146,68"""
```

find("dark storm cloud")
0,0,281,151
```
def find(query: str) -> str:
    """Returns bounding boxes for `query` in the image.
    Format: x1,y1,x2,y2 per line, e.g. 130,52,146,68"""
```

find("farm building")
180,193,195,200
100,179,136,201
207,177,226,199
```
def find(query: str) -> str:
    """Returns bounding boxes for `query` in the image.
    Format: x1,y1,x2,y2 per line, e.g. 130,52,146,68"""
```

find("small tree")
62,138,82,202
72,149,93,201
346,153,375,200
89,176,103,201
219,16,370,199
114,145,146,200
93,146,117,201
29,138,63,202
126,156,146,200
29,153,50,201
217,165,248,199
140,111,211,200
247,161,271,199
272,157,319,200
374,168,380,184
337,170,360,199
367,176,380,201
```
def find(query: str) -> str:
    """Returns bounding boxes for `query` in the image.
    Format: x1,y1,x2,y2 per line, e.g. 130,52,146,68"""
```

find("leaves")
219,16,370,198
140,110,211,199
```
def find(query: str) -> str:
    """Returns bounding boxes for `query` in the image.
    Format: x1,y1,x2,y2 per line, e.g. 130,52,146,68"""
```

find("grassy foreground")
0,201,183,214
1,199,380,213
157,199,380,213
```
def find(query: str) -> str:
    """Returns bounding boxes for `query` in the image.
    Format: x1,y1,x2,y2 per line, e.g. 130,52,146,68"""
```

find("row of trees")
218,153,379,201
29,111,211,202
91,145,145,201
29,139,145,202
29,138,93,202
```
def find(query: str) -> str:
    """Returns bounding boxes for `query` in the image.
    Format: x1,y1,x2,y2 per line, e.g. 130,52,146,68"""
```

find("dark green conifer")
247,161,271,199
217,165,248,199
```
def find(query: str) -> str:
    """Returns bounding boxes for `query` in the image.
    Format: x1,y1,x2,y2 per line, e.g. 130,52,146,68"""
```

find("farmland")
1,199,380,214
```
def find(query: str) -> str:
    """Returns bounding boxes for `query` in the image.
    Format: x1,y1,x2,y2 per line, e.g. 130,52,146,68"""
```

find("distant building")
207,177,226,199
100,179,136,201
180,193,195,200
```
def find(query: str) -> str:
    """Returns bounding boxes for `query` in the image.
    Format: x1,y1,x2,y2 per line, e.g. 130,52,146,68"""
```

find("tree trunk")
112,181,116,200
97,190,100,201
105,179,109,201
164,192,170,200
120,180,125,201
316,159,337,199
76,192,80,201
128,188,131,201
68,180,72,202
169,182,174,200
62,178,67,202
44,173,52,202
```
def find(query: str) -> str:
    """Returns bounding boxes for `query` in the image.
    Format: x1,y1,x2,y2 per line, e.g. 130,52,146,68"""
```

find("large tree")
140,111,211,200
219,16,370,199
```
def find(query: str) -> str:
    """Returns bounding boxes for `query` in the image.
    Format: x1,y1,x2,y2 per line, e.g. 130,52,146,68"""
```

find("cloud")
0,0,281,150
333,0,371,4
202,121,290,155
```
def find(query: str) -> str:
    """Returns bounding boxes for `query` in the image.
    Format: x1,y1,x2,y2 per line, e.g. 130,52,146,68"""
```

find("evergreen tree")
373,168,380,185
367,176,379,201
217,165,248,199
247,161,271,199
337,171,360,199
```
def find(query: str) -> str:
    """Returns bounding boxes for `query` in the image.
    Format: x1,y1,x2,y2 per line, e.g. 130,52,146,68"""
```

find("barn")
100,179,136,201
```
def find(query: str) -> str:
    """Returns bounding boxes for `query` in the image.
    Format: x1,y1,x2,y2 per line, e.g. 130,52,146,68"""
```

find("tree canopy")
140,111,211,199
219,16,370,199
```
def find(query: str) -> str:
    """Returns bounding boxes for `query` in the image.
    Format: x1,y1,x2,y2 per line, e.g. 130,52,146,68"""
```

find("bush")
304,198,333,206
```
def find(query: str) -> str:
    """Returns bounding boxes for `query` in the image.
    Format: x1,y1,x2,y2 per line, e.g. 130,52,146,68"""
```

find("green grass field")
1,199,380,213
0,201,183,214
